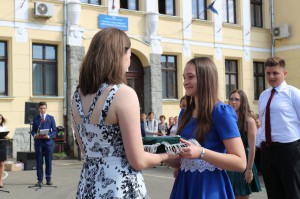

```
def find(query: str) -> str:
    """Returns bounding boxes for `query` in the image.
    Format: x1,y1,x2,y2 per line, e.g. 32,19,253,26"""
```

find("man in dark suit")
31,102,57,187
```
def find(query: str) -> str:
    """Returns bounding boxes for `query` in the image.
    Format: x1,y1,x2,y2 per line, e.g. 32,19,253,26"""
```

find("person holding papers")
31,102,57,187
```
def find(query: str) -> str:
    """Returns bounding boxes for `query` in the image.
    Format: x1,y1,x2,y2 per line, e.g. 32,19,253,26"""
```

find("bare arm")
71,99,85,156
115,85,178,170
244,117,257,183
179,137,246,172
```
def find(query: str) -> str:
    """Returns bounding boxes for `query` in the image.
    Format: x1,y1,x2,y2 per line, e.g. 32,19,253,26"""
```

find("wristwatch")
200,147,206,158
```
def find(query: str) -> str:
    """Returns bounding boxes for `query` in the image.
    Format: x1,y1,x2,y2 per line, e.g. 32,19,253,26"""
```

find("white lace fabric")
180,158,222,173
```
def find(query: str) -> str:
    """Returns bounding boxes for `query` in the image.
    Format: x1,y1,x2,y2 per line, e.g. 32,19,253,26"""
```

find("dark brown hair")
79,28,131,95
265,56,286,69
229,90,252,133
229,89,260,135
177,57,219,143
39,101,47,107
0,114,6,126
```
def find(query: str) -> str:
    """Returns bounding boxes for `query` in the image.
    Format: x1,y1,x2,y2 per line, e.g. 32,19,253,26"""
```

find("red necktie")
265,88,276,145
42,115,44,123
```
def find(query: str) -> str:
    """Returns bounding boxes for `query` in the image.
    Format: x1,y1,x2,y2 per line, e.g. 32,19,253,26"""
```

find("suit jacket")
31,114,57,144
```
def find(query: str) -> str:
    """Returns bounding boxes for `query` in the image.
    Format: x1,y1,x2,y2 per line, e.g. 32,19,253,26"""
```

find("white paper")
39,129,49,135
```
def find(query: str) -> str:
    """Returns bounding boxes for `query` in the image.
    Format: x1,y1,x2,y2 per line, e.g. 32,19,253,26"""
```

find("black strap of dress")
99,84,120,124
71,83,108,125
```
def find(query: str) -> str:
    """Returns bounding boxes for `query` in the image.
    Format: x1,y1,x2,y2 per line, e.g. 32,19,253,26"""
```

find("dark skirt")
0,140,7,161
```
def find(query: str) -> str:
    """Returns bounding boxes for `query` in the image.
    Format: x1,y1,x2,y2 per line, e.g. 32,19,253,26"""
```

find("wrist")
200,147,206,159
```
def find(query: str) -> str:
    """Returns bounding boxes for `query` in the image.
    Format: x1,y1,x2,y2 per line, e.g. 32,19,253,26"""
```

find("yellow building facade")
0,0,298,157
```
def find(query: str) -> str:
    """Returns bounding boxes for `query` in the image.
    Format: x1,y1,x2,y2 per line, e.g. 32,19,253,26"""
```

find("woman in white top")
167,117,177,136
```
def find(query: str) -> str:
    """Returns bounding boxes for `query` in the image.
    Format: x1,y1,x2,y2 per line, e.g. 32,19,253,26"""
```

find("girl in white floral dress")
71,28,177,199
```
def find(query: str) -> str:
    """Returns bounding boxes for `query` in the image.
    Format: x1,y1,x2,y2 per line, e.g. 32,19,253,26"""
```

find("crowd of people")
140,97,185,138
1,27,299,199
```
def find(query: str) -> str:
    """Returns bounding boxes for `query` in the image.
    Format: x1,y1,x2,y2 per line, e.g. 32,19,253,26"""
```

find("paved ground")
1,159,267,199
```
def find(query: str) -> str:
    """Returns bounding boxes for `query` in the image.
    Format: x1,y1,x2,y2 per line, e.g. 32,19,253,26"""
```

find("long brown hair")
79,28,131,95
229,89,255,133
177,57,219,143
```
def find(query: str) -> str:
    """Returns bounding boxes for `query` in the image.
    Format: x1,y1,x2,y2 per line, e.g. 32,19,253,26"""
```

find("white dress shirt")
144,119,158,137
258,81,300,144
0,126,7,132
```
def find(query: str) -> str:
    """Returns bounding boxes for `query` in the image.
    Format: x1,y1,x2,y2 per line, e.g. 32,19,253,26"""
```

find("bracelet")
200,147,206,158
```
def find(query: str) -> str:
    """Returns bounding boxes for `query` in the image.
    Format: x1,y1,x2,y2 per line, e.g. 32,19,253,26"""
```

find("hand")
178,139,202,159
35,134,41,139
41,135,50,139
244,169,253,183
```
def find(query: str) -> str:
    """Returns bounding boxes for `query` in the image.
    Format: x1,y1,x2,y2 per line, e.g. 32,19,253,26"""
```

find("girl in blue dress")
166,57,247,199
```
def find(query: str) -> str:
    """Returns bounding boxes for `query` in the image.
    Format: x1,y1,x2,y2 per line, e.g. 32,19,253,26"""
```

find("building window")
192,0,207,20
222,0,236,24
225,59,238,99
253,61,265,100
81,0,101,5
0,41,8,96
161,55,177,99
120,0,138,10
159,0,175,16
251,0,263,27
32,44,57,96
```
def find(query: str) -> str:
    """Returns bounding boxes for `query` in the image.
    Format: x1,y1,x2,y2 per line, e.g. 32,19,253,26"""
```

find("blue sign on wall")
98,14,128,31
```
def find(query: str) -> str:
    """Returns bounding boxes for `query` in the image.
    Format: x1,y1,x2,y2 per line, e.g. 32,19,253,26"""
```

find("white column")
243,0,251,62
213,0,223,60
214,0,223,42
107,0,119,16
145,0,158,13
182,0,192,57
67,0,83,46
15,0,28,42
144,0,161,54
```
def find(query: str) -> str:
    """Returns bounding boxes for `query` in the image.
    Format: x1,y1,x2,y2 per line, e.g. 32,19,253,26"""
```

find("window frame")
253,61,265,100
158,0,176,16
120,0,139,10
32,43,58,96
192,0,208,20
161,55,178,99
251,0,263,27
0,41,8,96
80,0,101,5
223,0,236,24
225,59,238,99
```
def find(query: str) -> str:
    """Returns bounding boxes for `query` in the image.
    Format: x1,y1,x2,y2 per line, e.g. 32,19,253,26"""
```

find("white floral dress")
72,83,149,199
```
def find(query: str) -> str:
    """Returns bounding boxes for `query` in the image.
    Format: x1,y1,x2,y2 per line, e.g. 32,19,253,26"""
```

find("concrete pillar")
66,45,84,157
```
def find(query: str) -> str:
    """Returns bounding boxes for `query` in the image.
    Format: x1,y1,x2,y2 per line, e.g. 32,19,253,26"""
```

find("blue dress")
170,102,240,199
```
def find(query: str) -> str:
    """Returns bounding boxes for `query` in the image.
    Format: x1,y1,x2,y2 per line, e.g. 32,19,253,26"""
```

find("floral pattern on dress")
72,84,149,199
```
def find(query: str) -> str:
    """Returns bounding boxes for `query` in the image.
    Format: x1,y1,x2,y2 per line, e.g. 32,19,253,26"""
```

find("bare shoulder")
116,84,137,95
247,116,255,126
113,84,139,105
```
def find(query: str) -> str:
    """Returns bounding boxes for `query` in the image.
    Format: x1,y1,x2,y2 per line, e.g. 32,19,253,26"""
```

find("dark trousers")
254,147,261,174
261,140,300,199
34,140,54,182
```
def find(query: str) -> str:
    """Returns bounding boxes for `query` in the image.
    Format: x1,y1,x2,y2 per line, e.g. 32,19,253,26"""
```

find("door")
126,53,144,113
